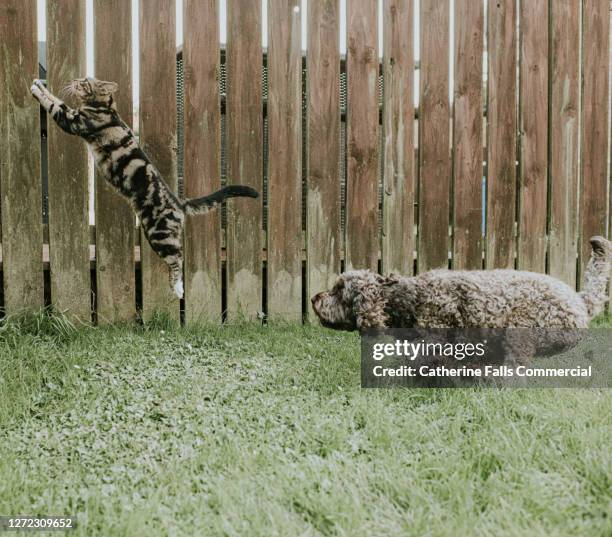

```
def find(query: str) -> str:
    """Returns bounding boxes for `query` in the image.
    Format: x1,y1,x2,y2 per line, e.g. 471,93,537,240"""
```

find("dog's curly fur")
312,236,612,331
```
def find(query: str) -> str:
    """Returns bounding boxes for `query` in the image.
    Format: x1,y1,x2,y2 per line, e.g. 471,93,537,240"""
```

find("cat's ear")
99,81,118,95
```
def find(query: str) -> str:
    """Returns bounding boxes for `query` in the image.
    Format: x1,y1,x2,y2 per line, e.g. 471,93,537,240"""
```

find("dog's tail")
579,236,612,318
183,185,259,216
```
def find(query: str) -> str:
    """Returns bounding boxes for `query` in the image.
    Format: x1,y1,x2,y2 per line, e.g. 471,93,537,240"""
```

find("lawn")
0,314,610,536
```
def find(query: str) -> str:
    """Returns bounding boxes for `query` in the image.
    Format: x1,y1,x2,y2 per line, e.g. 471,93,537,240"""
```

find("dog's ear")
353,275,388,331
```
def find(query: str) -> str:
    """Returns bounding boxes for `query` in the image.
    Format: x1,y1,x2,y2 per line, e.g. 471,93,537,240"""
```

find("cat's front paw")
30,79,45,100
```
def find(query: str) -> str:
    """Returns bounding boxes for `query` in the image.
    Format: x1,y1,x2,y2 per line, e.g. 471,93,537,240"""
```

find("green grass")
0,313,610,536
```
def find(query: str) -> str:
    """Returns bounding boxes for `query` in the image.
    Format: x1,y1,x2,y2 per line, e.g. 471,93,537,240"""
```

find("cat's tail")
183,185,259,216
579,236,612,319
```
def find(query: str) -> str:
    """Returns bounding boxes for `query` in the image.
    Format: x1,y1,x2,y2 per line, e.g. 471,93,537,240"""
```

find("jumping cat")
30,77,258,299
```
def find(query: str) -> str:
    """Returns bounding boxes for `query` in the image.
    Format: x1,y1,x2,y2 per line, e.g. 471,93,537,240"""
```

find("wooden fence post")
548,0,580,287
418,0,451,272
381,0,415,276
226,0,263,320
267,0,302,321
306,0,341,310
0,0,44,313
94,0,136,324
139,0,179,321
183,0,222,323
517,0,548,274
47,0,90,322
346,0,379,272
486,0,517,270
579,0,610,287
452,0,484,271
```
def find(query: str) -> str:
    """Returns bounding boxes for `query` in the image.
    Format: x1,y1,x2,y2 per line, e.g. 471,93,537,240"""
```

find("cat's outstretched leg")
30,79,88,135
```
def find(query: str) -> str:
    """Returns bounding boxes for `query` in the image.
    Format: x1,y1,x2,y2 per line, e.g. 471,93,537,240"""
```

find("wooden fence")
0,0,610,324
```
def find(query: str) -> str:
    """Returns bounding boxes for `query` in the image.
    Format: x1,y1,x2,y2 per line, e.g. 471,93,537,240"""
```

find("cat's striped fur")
31,77,258,298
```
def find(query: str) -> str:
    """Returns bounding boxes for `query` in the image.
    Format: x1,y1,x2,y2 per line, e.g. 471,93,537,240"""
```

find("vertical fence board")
184,0,222,322
226,0,263,319
452,0,484,270
139,0,178,320
306,0,340,309
94,0,135,324
517,0,548,273
486,0,517,269
46,1,90,321
267,0,302,320
418,0,450,271
382,0,414,275
580,0,609,286
0,0,43,312
346,0,379,272
548,0,580,286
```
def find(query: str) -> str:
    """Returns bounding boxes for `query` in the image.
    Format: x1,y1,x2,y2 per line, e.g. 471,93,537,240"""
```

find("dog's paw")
173,279,184,299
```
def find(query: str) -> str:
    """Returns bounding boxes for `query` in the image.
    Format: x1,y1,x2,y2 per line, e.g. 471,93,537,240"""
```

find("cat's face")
69,77,118,106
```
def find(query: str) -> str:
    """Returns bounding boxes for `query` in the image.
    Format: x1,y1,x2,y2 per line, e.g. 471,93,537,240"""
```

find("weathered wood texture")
517,0,548,273
46,0,90,322
94,0,135,324
139,0,178,320
486,0,516,269
306,0,341,306
183,0,222,322
267,0,302,320
382,0,414,275
0,0,44,312
418,0,450,271
226,0,263,320
452,0,484,270
1,1,611,320
346,0,379,272
548,0,580,287
579,0,609,287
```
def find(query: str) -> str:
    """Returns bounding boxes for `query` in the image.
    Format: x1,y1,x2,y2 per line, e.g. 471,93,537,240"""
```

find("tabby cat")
31,77,258,299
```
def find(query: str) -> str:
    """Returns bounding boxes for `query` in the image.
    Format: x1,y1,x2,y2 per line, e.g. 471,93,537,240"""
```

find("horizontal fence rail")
0,0,610,323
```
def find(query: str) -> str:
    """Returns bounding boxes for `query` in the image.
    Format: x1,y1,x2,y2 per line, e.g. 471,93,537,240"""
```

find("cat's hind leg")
143,223,184,298
166,256,184,299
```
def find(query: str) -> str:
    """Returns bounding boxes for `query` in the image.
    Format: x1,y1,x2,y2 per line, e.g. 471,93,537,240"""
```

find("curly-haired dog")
312,236,611,331
312,237,611,371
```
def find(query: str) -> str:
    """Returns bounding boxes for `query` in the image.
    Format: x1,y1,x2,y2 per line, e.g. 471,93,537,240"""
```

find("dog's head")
311,270,389,331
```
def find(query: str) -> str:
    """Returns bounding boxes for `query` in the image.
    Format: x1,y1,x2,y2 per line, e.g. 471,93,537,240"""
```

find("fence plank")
548,0,580,286
517,0,548,273
46,1,90,322
580,0,609,287
0,0,43,312
418,0,450,272
306,0,340,309
452,0,483,270
183,0,221,322
226,0,263,320
346,0,379,272
139,0,178,321
382,0,414,276
94,0,135,324
486,0,516,269
267,0,302,320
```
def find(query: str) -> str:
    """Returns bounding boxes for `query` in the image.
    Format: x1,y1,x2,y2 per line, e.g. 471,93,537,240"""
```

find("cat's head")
68,77,118,107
